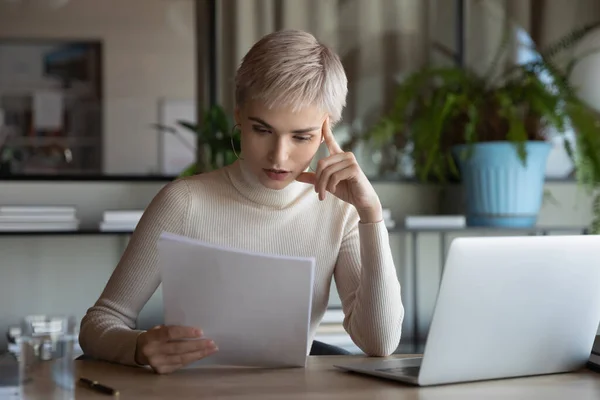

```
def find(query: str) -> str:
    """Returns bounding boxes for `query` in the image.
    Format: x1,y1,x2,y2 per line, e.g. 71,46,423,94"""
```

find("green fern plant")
365,20,600,232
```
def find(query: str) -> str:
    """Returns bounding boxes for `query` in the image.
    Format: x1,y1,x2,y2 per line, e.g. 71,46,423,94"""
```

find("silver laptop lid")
418,235,600,386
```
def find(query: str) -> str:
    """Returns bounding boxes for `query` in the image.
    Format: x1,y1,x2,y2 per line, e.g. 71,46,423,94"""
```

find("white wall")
0,0,196,175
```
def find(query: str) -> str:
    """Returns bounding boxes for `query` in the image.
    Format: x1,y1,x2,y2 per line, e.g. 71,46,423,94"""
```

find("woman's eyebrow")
248,116,319,134
248,116,272,128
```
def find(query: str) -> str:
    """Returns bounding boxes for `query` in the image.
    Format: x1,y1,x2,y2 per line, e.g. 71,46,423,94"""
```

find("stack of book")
404,215,466,229
99,210,144,232
0,205,79,232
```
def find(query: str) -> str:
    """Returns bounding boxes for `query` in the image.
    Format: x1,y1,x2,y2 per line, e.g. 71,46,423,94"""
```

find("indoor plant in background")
365,20,600,231
155,104,240,177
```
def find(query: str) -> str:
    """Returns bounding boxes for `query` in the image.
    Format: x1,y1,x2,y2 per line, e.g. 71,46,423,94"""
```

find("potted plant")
365,21,600,231
155,104,240,176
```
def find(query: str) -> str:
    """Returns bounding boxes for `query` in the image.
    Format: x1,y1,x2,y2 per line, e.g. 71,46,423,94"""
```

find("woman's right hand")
134,325,218,374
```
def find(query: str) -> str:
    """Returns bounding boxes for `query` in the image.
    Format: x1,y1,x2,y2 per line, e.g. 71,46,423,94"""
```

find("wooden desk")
22,355,600,399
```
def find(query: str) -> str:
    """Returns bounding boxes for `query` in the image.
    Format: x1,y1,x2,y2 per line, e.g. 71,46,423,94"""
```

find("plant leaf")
539,20,600,60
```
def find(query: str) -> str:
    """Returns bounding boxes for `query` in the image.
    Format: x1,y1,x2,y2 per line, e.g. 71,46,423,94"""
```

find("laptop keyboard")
375,365,421,377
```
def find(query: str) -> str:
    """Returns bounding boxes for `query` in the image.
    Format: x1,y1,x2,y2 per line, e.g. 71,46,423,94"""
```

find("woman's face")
235,100,326,190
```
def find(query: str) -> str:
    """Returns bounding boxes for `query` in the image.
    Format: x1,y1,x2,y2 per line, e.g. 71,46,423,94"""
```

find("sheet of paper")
157,232,316,368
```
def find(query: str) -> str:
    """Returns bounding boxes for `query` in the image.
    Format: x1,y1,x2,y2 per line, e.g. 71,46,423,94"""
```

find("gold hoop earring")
231,124,243,160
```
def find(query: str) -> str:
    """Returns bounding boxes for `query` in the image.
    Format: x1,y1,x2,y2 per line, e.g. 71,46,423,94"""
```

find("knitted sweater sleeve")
333,209,404,356
78,179,191,366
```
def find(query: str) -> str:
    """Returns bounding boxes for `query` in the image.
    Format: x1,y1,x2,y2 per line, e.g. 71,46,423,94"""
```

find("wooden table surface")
21,355,600,400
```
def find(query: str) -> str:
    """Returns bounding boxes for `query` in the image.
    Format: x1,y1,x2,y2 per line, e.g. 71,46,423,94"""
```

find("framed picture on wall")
0,39,103,176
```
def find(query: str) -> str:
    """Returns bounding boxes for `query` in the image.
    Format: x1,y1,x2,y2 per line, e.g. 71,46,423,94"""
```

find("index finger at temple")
323,117,343,154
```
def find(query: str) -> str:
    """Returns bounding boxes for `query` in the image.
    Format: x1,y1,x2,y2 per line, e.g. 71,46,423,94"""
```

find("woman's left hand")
296,118,383,223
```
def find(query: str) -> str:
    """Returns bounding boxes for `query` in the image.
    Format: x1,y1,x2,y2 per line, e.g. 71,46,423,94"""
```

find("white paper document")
157,232,316,368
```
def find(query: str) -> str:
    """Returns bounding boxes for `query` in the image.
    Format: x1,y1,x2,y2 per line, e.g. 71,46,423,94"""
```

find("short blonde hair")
235,29,348,125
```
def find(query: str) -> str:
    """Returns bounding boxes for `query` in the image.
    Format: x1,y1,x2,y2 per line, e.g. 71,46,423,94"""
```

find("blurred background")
1,0,600,355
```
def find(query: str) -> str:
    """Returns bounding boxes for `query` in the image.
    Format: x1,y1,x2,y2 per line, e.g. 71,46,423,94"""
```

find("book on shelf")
405,215,466,229
0,221,79,231
99,209,143,232
0,214,77,222
0,205,79,231
0,205,76,216
99,222,136,232
102,210,144,222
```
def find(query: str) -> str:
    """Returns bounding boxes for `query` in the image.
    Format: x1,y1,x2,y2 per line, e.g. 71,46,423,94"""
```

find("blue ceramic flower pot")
452,141,551,228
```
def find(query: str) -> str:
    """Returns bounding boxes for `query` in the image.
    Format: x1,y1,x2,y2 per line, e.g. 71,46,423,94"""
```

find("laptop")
334,235,600,386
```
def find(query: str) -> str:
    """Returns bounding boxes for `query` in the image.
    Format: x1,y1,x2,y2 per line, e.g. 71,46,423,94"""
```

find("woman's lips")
263,168,290,181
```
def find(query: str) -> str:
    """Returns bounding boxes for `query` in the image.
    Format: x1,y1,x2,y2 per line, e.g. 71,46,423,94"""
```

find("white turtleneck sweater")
79,160,404,366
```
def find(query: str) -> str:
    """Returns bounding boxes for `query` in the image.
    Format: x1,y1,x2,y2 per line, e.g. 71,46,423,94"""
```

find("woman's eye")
294,136,312,142
252,125,270,134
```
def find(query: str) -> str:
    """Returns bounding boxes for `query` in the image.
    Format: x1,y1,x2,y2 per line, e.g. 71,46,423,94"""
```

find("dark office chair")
309,340,352,355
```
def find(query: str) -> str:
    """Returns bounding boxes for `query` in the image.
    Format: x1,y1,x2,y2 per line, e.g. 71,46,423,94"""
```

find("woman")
79,29,404,374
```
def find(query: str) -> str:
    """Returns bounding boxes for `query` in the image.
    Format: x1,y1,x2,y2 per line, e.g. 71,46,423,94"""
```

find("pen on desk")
79,377,120,396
